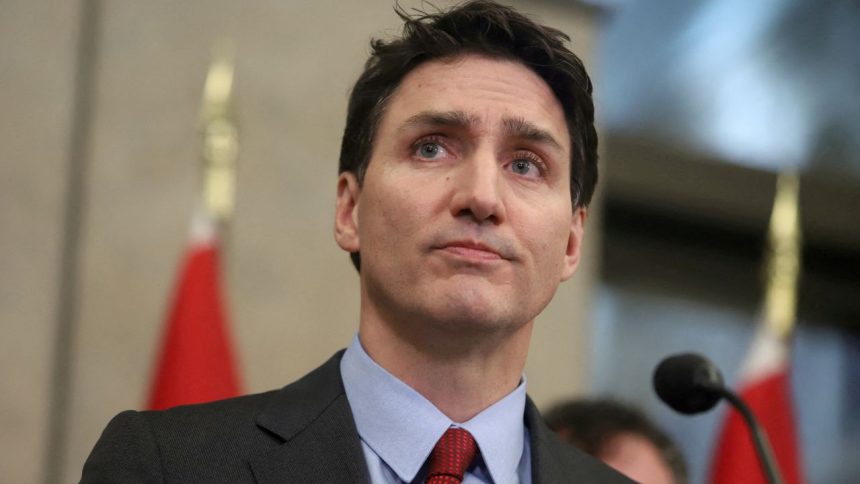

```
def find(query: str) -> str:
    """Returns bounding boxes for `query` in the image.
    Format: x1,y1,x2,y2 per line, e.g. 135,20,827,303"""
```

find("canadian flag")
147,210,242,410
709,322,803,484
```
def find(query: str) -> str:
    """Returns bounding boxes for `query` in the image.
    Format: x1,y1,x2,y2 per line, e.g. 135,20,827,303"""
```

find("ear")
334,171,361,253
560,207,587,281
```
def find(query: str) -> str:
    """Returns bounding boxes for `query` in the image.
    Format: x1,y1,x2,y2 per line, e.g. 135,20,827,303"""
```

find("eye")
507,152,545,179
418,142,441,158
413,138,449,160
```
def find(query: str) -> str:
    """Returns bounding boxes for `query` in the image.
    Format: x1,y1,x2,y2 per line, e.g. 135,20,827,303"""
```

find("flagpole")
146,43,242,411
708,171,805,484
764,171,801,340
199,40,238,227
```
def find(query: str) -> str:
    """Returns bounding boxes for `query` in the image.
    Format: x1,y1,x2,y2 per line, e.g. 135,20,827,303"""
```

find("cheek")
361,182,424,247
521,211,572,271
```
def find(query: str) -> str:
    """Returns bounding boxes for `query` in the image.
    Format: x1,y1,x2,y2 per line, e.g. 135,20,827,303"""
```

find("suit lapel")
527,397,567,483
526,397,634,484
249,352,370,484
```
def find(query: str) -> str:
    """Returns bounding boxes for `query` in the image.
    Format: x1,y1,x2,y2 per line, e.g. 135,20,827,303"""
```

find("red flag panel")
147,242,241,410
710,370,803,484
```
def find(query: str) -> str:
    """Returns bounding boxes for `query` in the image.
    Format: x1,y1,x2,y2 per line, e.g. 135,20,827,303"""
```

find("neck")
358,306,532,423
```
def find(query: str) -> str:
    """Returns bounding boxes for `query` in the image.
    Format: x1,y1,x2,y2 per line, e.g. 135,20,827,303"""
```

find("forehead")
379,55,570,152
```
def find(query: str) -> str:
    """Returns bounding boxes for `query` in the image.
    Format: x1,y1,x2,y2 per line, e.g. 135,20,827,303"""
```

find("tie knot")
426,427,478,484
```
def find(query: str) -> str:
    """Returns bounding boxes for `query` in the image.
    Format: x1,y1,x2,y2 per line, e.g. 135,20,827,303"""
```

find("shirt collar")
341,335,527,484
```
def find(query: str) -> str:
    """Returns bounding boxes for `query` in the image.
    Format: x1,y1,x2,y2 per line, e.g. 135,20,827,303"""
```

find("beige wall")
0,1,601,482
1,1,81,483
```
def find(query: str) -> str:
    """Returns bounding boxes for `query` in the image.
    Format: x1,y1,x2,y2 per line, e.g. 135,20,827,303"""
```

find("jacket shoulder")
81,391,283,484
81,352,350,483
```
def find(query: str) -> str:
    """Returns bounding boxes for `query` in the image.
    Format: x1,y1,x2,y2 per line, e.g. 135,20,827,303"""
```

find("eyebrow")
398,110,564,154
399,110,479,132
502,116,564,153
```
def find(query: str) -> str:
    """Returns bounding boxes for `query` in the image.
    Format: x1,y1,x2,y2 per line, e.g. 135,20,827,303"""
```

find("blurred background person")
545,398,688,484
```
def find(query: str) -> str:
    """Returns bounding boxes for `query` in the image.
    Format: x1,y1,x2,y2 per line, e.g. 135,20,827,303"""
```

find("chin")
428,290,528,333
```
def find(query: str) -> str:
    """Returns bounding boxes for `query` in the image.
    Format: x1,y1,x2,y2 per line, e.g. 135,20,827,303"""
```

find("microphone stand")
701,381,784,484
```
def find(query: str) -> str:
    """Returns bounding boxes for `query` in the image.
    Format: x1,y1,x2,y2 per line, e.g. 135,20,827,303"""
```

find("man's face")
335,54,585,337
600,433,675,484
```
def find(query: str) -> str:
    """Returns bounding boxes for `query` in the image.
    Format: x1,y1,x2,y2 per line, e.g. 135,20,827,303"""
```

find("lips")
438,240,506,261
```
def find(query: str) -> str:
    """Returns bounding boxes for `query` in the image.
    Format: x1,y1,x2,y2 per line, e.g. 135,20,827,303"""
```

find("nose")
449,150,506,224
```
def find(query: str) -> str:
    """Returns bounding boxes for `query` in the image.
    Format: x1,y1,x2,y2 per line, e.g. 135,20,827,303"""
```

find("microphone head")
653,353,725,415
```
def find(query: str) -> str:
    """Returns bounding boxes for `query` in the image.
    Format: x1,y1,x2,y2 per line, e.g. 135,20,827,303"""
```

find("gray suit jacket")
81,351,632,483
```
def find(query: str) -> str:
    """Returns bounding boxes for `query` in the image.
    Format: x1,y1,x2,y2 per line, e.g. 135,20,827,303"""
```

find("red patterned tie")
426,427,478,484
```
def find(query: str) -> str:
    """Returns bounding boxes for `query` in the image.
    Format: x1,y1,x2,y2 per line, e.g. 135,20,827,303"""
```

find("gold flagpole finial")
763,171,802,339
200,39,238,221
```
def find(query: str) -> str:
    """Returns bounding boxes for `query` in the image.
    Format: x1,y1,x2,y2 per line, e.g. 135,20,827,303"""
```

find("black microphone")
653,353,724,414
652,353,784,484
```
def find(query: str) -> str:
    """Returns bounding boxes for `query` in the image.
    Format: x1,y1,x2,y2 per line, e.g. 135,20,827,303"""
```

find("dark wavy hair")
339,0,598,270
545,399,689,484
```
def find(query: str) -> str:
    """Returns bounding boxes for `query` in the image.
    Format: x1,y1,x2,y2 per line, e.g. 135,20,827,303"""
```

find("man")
82,1,630,482
545,399,688,484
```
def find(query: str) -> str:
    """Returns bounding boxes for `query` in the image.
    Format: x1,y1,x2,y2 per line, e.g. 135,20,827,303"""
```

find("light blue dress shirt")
340,336,532,484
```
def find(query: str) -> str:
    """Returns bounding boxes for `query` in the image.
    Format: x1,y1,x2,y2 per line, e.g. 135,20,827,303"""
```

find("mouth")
436,240,506,261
